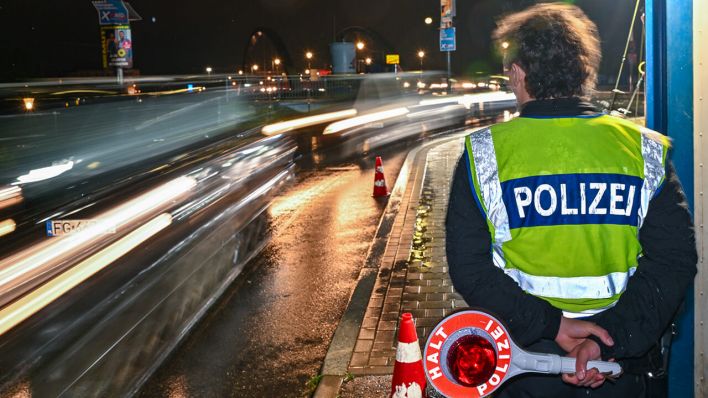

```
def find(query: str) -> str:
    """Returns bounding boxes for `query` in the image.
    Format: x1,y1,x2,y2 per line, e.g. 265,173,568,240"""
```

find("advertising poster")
92,0,129,25
440,0,455,28
440,27,456,52
100,25,133,68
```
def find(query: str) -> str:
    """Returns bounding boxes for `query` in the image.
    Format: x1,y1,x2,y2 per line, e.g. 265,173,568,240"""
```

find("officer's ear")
509,63,527,86
508,63,530,100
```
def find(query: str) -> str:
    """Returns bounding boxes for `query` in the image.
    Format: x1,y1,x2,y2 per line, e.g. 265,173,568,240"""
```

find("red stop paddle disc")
424,310,513,397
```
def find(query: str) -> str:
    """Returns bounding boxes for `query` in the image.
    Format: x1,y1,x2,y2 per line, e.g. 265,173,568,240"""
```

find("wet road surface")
139,146,408,397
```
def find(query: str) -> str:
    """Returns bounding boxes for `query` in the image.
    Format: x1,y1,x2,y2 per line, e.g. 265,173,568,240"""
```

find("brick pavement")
348,137,469,376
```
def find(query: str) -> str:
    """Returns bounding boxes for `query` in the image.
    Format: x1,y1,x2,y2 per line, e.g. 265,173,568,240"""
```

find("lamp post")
417,50,425,73
273,57,281,73
304,51,314,112
364,57,372,73
205,66,212,76
501,41,509,73
251,64,259,74
305,51,313,70
355,41,366,73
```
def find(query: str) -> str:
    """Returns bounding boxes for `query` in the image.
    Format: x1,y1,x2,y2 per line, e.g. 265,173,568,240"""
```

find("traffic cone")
373,156,390,197
391,313,427,398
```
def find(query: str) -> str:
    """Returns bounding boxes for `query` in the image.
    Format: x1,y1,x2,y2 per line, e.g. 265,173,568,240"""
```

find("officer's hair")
493,3,600,99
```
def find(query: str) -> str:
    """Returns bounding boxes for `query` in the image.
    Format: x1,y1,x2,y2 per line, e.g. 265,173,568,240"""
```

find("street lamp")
23,98,35,111
364,57,373,73
273,57,281,73
417,50,425,72
305,51,313,70
424,17,433,25
501,41,509,72
205,66,212,76
354,42,366,72
251,64,259,74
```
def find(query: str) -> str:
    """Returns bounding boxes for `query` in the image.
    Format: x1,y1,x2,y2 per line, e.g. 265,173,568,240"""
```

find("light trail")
261,109,357,136
323,107,409,135
0,214,173,336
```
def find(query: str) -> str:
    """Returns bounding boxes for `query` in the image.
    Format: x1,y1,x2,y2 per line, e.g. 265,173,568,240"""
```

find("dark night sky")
0,0,638,82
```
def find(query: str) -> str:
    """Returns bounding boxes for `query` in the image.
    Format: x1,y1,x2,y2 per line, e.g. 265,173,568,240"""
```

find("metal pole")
306,78,311,113
636,14,646,117
610,0,642,110
623,71,644,115
446,52,452,92
117,67,124,85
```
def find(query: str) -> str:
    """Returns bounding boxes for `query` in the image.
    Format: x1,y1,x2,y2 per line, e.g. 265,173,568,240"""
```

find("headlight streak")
0,186,23,210
406,104,465,120
323,107,410,135
261,109,358,135
0,213,173,336
0,176,196,305
419,92,517,109
0,219,16,238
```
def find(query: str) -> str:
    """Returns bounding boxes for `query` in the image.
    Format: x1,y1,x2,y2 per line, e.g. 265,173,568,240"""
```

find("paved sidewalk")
315,135,472,397
348,137,467,375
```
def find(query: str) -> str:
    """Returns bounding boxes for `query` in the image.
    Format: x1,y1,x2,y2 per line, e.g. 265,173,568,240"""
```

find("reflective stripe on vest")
504,266,637,299
562,301,618,319
639,128,667,228
468,127,512,244
465,119,667,316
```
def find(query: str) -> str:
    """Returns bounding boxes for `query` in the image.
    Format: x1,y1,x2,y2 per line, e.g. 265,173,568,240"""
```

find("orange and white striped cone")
373,156,390,197
391,313,427,398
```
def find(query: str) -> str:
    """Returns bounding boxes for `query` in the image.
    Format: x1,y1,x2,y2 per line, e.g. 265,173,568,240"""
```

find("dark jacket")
445,98,697,360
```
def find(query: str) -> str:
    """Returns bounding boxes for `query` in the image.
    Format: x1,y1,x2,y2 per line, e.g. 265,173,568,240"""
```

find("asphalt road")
139,146,409,397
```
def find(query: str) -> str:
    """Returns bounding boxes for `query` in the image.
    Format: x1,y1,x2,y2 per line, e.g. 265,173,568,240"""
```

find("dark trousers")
494,340,667,398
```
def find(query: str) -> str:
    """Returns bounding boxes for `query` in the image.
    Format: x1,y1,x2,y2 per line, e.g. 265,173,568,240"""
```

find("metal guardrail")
0,72,464,114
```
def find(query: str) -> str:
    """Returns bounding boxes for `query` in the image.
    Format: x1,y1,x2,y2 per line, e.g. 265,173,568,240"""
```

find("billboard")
100,25,133,68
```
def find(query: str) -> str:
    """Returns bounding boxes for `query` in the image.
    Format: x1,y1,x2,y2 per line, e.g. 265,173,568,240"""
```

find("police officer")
446,3,696,397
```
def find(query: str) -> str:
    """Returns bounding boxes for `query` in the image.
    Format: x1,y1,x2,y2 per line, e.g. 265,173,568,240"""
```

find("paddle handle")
560,357,622,377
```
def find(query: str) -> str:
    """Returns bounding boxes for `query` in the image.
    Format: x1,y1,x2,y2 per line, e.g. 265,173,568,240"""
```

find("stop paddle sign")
423,310,622,397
